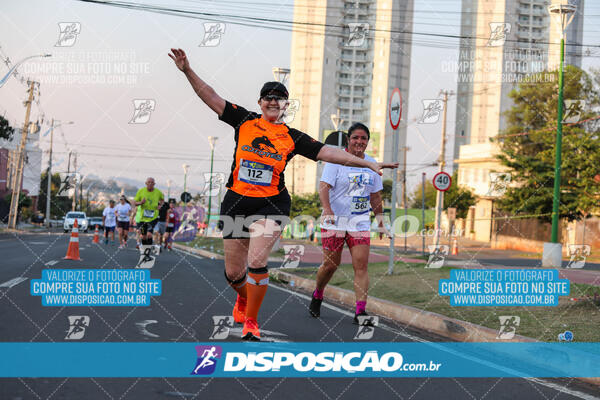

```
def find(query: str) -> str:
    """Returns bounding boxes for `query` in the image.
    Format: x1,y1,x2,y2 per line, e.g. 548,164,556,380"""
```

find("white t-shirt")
115,203,131,222
103,206,117,227
319,153,383,232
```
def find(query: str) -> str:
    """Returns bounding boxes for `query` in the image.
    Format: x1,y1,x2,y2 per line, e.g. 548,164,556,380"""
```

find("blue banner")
439,269,569,306
2,342,600,378
30,269,161,306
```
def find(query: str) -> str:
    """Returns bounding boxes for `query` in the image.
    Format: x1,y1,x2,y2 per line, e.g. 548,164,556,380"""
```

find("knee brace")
224,270,247,287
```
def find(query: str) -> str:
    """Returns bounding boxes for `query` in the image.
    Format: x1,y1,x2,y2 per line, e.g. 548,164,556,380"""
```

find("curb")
172,243,284,263
172,243,225,260
270,269,600,387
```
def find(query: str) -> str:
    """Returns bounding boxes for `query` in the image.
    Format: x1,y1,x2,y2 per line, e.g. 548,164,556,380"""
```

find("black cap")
260,81,289,98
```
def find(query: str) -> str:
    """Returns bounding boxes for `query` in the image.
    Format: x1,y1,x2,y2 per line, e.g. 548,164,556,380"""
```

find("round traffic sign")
388,88,402,130
433,172,452,192
324,131,348,148
180,191,192,203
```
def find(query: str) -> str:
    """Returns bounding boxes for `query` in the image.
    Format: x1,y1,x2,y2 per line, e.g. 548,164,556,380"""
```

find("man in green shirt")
133,177,164,245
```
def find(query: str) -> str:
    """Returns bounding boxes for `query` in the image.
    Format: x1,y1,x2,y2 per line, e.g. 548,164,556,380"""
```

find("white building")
454,0,584,242
288,0,413,194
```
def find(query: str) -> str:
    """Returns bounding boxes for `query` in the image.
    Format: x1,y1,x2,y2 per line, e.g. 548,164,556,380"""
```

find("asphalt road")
1,231,599,400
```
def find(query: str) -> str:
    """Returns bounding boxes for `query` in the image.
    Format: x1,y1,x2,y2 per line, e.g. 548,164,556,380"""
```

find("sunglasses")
262,95,287,102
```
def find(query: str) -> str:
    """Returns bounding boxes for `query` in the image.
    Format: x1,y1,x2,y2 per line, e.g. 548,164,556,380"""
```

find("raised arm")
316,146,398,176
169,48,226,116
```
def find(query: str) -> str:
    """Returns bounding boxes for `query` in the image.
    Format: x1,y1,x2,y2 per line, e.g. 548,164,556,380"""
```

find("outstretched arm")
168,48,225,116
315,146,398,176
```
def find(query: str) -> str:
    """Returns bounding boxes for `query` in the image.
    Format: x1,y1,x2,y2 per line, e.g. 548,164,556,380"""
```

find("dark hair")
347,122,370,140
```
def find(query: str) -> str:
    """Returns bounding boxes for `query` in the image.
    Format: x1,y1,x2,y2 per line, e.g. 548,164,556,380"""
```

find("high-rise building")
288,0,413,194
454,0,584,242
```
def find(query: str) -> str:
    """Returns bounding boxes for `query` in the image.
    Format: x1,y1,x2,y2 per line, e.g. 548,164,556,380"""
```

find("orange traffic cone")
451,238,459,255
64,218,82,261
92,225,100,244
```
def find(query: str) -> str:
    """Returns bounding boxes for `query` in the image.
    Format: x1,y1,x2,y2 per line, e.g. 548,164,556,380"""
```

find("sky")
1,0,599,199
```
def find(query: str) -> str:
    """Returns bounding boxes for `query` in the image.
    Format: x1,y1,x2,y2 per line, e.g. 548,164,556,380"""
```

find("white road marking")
27,241,49,245
178,249,600,399
46,260,58,266
0,277,28,288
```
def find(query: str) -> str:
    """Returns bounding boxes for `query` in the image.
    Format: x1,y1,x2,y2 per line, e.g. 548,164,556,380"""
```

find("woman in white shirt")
309,123,391,324
115,196,132,249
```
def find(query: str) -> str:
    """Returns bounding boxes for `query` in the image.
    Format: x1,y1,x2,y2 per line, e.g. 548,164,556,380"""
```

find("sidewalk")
281,239,600,288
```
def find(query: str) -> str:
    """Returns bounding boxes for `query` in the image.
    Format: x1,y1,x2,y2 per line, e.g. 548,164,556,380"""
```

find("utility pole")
401,146,410,252
434,90,454,247
45,120,72,227
45,119,54,228
8,81,37,229
71,153,77,211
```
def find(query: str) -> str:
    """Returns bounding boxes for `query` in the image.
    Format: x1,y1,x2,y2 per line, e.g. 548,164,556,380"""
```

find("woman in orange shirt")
169,48,397,341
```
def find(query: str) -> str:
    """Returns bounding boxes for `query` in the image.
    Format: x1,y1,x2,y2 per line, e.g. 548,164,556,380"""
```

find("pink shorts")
321,228,370,252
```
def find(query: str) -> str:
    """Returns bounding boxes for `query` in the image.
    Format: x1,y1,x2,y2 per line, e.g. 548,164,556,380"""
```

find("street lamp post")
206,136,218,234
0,54,51,88
543,1,577,267
182,164,190,205
45,120,73,228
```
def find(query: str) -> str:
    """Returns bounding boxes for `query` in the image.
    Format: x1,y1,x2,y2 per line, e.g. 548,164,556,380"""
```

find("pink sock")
313,289,324,299
356,301,366,314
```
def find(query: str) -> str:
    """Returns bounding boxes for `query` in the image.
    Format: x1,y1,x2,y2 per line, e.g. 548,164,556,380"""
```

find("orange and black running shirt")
219,101,325,197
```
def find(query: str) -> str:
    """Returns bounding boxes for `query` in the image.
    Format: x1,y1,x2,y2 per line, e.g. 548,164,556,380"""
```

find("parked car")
88,217,103,230
30,213,45,225
63,211,88,233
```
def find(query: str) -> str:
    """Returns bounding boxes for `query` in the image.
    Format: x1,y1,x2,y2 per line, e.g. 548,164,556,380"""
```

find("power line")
76,0,600,49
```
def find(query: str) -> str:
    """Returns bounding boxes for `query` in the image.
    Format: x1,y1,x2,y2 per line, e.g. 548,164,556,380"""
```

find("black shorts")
139,219,158,235
218,189,291,239
117,220,130,230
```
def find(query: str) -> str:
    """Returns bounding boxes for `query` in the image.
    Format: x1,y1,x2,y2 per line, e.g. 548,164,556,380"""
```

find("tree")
290,192,321,219
3,192,31,220
0,115,14,141
408,171,476,219
495,66,600,222
408,180,437,209
381,179,393,203
443,171,477,219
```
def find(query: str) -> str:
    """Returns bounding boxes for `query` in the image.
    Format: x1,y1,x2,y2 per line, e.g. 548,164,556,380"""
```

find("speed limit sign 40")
433,172,452,191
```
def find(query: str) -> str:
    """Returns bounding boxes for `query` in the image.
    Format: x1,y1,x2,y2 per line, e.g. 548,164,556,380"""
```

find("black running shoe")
354,311,375,326
309,296,322,317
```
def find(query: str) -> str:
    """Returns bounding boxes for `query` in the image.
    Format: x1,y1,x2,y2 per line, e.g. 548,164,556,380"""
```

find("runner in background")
115,195,132,249
164,199,179,250
102,200,117,245
169,48,397,341
155,200,170,250
133,177,164,247
309,123,391,323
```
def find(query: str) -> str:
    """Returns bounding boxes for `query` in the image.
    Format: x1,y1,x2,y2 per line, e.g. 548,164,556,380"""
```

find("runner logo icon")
210,316,234,340
191,345,222,375
425,245,449,269
199,23,226,47
55,22,81,47
487,23,510,47
497,316,520,340
129,99,156,124
281,245,305,269
65,315,89,340
419,99,443,124
354,316,379,340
